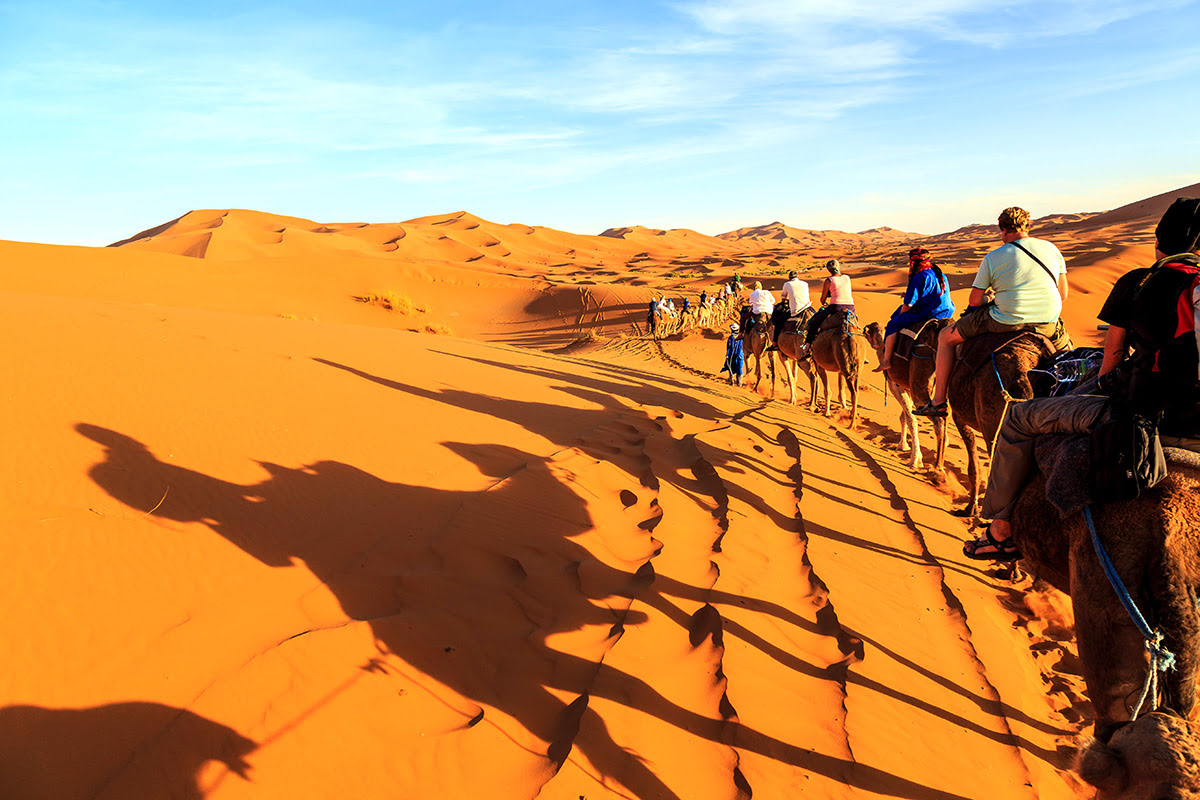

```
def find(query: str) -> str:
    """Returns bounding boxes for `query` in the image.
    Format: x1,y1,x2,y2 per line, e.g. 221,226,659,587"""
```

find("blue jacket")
886,267,955,337
721,336,745,373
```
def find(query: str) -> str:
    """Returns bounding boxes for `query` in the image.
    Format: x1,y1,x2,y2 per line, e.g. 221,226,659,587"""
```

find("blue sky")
2,0,1198,245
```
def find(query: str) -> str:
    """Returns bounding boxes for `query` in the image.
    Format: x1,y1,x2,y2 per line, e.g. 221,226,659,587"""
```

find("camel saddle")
817,307,859,335
956,329,1058,383
781,307,815,335
894,318,950,363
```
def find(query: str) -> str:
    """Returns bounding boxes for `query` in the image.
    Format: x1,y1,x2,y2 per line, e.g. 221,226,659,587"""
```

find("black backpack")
1089,403,1166,503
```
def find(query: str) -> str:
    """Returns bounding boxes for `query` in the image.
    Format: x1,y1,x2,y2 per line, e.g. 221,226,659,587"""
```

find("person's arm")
969,257,991,309
820,279,831,305
1058,274,1069,302
1099,325,1127,376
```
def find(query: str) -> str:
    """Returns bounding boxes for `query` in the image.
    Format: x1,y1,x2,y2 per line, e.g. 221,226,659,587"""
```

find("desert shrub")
356,291,425,315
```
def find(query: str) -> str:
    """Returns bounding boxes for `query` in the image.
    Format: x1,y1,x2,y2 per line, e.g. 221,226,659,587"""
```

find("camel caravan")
657,201,1200,797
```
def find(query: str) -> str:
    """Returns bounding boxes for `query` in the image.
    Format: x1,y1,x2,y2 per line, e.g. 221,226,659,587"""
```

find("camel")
740,311,775,393
1008,462,1200,796
805,308,864,427
775,312,814,406
946,332,1053,517
864,320,948,471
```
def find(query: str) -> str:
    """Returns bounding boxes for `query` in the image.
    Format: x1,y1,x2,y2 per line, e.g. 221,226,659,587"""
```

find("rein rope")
988,351,1026,462
1083,505,1176,719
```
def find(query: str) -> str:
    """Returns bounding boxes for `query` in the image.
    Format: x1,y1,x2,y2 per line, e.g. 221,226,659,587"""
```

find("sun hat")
730,322,740,332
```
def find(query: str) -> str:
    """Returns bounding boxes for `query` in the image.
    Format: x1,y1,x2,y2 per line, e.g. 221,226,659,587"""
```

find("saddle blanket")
1035,434,1200,519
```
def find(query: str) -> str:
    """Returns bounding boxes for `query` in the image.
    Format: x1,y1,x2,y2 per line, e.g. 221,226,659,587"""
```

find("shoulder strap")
1010,240,1060,287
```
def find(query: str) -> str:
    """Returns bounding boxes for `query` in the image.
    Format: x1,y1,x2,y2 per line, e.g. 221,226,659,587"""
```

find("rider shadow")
314,357,800,538
0,701,255,799
78,424,973,800
426,350,728,423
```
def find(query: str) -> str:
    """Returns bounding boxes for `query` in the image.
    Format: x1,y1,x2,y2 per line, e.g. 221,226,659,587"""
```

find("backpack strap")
1010,240,1060,287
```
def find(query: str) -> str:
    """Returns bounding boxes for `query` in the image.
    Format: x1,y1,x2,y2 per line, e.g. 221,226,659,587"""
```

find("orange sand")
0,184,1192,798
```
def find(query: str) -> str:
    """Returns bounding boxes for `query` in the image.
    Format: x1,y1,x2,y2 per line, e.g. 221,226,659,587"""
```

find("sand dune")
0,182,1194,798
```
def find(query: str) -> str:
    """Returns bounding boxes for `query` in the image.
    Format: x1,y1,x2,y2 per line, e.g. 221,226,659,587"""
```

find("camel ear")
1077,739,1129,793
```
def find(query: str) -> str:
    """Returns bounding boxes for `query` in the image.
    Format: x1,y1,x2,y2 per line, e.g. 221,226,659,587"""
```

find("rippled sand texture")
0,182,1192,798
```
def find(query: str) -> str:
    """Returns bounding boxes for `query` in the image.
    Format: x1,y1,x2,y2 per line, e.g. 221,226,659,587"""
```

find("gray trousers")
981,394,1110,521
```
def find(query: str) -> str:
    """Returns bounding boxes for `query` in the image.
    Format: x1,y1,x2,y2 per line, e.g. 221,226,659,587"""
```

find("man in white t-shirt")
749,281,775,314
769,270,812,350
781,271,811,316
916,206,1070,417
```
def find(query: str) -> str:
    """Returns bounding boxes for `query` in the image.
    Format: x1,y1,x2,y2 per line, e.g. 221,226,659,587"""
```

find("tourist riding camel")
915,206,1071,417
873,248,955,373
768,270,812,352
802,259,855,355
864,320,947,470
965,197,1200,560
739,280,775,333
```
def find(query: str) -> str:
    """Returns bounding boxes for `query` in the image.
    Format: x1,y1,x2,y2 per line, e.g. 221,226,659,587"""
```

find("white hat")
730,323,740,332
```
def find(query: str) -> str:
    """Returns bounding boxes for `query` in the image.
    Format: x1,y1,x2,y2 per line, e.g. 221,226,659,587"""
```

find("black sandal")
913,401,948,418
963,527,1022,562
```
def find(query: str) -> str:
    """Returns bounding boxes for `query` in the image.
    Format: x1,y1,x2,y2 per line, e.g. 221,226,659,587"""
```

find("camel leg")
933,416,948,471
780,357,795,405
898,391,921,469
1070,529,1155,731
819,371,831,417
769,350,776,398
953,413,980,517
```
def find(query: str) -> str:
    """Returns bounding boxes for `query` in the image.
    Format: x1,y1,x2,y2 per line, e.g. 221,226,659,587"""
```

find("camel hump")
957,330,1056,380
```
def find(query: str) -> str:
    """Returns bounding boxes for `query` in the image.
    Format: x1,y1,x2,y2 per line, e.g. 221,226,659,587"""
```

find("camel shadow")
0,701,255,798
78,422,973,800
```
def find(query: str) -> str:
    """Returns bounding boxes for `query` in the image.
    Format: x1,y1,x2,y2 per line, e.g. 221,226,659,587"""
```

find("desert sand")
0,183,1194,799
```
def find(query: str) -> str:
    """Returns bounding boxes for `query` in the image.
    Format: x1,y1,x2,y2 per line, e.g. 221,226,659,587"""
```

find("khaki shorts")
954,309,1061,343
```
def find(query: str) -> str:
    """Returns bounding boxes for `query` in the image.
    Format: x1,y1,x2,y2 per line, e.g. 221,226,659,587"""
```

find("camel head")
1077,712,1200,799
862,321,884,351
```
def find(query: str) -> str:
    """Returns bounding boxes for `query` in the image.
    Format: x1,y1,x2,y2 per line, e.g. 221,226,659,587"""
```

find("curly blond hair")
998,206,1031,233
752,281,763,290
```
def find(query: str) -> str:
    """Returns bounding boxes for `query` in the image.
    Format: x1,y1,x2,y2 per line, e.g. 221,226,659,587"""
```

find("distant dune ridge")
0,181,1197,799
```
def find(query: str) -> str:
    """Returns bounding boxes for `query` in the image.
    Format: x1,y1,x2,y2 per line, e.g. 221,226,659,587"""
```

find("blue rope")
991,351,1007,396
1084,505,1176,717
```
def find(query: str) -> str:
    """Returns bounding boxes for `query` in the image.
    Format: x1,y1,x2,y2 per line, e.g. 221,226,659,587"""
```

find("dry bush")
423,323,452,336
356,291,425,315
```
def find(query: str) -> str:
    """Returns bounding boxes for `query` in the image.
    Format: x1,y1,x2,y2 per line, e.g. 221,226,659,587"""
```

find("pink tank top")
826,274,853,305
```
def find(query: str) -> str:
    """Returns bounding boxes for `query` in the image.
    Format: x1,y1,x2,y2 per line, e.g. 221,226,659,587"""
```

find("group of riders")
647,281,738,338
715,199,1200,563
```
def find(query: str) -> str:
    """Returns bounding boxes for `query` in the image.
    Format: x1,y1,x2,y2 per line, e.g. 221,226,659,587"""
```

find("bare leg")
873,332,897,372
930,324,964,406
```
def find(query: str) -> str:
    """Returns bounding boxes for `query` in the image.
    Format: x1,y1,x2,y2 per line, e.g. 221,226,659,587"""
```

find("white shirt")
749,289,775,315
781,279,810,314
